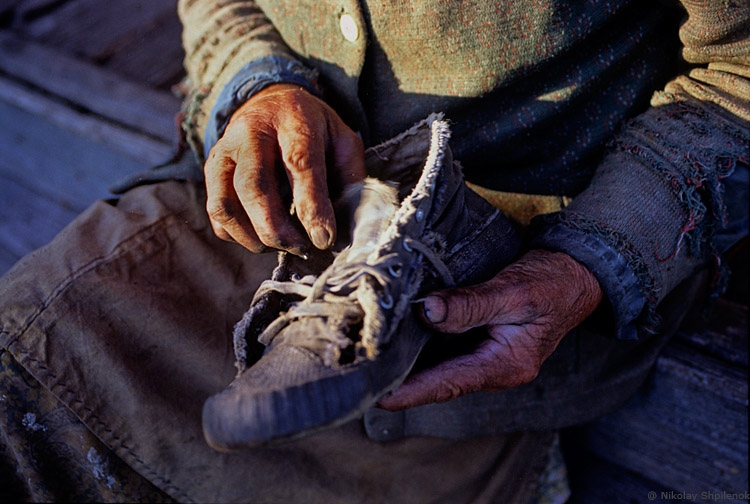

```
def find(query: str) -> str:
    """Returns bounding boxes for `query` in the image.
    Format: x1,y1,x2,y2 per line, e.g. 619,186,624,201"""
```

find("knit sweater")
178,0,749,339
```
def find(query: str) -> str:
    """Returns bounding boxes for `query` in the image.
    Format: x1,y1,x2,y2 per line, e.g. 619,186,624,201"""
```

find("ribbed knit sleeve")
177,0,313,158
532,0,749,338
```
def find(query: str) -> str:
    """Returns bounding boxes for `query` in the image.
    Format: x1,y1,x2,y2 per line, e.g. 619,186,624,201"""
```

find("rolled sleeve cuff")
531,223,646,340
204,56,320,156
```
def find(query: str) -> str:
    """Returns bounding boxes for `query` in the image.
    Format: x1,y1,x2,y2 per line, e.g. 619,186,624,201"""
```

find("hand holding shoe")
377,249,603,411
203,84,366,255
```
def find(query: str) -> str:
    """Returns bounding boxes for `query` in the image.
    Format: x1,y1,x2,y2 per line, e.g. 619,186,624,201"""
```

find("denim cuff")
204,56,320,156
531,223,645,340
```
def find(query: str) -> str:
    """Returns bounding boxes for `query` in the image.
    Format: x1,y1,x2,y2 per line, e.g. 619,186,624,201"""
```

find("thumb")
420,283,509,334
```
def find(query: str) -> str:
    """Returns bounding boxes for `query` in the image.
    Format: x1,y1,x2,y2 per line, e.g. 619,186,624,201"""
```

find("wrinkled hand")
378,249,603,410
204,84,366,255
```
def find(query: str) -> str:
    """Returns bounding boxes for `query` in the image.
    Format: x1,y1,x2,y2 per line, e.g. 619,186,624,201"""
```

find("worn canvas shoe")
202,114,521,450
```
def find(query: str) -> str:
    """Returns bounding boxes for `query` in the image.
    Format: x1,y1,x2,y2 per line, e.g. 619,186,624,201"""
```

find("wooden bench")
567,286,748,504
0,1,747,502
0,0,182,273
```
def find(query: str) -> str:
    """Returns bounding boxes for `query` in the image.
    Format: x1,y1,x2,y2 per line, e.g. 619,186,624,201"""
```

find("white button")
339,14,359,42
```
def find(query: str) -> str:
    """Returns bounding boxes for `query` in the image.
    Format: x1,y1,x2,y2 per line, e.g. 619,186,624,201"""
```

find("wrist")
204,56,320,156
252,83,311,100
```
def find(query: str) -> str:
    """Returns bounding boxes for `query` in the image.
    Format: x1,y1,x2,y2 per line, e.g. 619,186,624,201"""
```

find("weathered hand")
204,84,366,255
378,249,603,410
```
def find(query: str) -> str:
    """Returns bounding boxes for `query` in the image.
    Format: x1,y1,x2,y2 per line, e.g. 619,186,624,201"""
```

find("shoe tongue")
342,179,399,264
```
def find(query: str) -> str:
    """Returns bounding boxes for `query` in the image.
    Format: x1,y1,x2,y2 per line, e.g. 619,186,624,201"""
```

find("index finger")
277,119,336,250
232,132,311,257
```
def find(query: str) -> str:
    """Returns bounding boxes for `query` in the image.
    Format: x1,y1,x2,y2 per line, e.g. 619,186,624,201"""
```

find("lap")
0,181,551,503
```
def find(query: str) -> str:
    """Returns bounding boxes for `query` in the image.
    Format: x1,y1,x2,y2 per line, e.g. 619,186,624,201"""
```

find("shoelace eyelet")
387,264,402,278
402,239,413,252
415,208,425,221
379,293,394,309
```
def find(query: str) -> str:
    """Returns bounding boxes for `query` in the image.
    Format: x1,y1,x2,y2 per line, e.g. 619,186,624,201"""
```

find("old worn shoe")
202,115,520,450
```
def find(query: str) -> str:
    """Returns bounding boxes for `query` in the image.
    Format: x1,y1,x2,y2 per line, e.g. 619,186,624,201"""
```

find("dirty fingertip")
310,225,333,250
287,245,310,260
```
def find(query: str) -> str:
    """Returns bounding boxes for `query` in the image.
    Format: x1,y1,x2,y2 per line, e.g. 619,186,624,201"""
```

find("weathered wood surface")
573,298,748,504
0,32,182,143
568,453,680,504
0,0,183,274
0,75,172,273
13,0,184,90
0,73,175,168
583,349,747,503
676,297,749,367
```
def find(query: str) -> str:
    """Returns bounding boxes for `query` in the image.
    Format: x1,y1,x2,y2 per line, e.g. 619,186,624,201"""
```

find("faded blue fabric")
203,56,320,156
531,100,749,338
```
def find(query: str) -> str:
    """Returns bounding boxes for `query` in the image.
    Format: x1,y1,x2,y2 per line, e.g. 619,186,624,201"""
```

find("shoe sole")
202,315,429,451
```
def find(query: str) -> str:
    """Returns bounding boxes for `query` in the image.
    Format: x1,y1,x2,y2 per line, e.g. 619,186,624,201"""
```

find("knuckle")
284,137,320,173
446,287,497,330
204,151,237,178
286,150,314,174
205,197,237,224
436,382,463,403
512,365,540,386
223,112,253,137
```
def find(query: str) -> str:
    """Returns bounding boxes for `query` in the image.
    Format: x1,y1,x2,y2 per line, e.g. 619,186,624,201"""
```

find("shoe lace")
255,236,454,366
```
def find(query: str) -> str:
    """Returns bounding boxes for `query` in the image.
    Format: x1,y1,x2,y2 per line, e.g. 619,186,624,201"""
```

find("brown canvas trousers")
0,181,558,503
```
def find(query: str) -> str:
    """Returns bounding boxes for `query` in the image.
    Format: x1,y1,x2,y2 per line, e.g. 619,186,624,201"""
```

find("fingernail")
310,226,332,250
422,295,447,324
287,245,310,260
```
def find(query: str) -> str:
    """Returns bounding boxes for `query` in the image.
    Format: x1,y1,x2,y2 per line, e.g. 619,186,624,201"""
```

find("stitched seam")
1,213,193,502
1,214,180,349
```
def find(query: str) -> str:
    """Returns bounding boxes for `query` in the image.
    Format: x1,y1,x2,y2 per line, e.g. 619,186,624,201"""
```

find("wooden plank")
0,75,173,169
20,0,177,63
567,453,677,504
0,0,25,22
676,298,748,367
0,175,79,275
581,344,748,503
11,0,68,22
0,73,178,275
0,31,181,142
0,78,162,210
103,10,185,90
